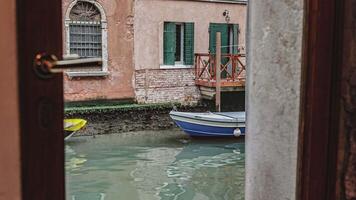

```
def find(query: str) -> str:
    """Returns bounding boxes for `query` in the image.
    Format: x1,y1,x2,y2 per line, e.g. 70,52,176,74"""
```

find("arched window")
65,0,108,76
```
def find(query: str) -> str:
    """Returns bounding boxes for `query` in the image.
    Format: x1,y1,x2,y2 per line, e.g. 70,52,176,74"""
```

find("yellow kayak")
64,119,87,132
64,119,87,140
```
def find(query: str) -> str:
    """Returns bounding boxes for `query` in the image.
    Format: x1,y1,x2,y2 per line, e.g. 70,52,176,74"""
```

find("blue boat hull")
174,120,245,137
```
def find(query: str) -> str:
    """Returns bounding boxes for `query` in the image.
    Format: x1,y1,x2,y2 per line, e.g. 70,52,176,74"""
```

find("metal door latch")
34,53,102,78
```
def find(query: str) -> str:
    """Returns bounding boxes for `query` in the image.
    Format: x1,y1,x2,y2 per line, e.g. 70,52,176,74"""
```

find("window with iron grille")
69,1,102,58
69,21,102,58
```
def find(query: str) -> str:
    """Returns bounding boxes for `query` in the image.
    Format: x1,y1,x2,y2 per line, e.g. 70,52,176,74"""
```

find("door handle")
34,53,102,78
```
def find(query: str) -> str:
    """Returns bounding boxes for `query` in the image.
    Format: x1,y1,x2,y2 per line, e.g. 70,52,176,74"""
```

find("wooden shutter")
209,23,218,54
164,22,176,65
233,24,239,54
184,23,195,65
209,23,229,54
220,25,229,55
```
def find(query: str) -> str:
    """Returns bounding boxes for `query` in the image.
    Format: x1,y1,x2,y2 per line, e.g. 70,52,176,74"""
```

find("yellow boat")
64,119,87,140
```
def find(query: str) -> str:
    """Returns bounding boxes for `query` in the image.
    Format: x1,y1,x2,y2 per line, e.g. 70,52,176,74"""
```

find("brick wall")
135,68,201,104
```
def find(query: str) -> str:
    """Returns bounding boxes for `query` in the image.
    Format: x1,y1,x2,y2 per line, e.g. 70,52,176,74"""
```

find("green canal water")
65,129,245,200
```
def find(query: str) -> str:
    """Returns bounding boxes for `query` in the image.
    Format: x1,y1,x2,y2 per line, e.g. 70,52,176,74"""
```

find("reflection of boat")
64,119,87,140
174,141,245,160
158,141,245,200
169,111,245,137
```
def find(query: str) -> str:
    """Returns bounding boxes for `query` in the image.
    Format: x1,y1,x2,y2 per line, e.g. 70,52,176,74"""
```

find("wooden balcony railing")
194,53,246,87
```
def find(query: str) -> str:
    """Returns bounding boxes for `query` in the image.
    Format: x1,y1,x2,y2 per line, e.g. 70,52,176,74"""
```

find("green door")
209,23,229,55
209,23,229,78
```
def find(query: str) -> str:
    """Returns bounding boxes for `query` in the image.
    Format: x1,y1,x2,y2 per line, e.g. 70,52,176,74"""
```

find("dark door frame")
298,0,344,199
17,0,64,199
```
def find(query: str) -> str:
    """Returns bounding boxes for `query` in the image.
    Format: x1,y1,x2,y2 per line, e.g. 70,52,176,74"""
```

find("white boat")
169,111,245,137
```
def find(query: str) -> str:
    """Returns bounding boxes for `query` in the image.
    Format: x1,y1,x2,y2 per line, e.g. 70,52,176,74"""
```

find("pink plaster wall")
133,0,247,104
0,0,21,199
62,0,135,102
134,0,247,70
62,0,247,103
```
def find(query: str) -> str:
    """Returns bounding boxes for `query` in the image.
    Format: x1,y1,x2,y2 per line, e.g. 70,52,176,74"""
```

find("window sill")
160,65,193,69
66,71,109,78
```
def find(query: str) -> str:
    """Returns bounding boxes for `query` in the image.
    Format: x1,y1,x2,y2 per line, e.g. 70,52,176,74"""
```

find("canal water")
65,129,245,200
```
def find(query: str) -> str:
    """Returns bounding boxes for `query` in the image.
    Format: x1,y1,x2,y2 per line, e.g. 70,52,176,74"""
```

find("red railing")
194,53,246,87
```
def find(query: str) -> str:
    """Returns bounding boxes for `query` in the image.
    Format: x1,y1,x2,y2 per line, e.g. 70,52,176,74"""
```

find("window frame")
64,0,108,77
161,21,194,69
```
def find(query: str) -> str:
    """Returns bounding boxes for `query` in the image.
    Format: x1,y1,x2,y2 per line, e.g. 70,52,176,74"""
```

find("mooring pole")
216,32,221,112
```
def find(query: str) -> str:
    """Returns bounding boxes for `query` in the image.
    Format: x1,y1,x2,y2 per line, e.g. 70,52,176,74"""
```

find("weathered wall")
0,0,21,199
339,0,356,199
134,0,247,70
134,0,247,103
245,0,303,199
135,69,201,104
62,0,135,101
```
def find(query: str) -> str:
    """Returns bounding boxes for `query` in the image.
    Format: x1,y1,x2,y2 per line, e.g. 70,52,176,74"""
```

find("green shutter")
221,25,229,55
209,24,218,54
184,23,194,65
233,24,239,54
209,23,229,54
164,22,176,65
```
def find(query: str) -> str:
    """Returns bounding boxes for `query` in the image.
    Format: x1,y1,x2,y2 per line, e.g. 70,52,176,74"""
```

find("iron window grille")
69,21,102,58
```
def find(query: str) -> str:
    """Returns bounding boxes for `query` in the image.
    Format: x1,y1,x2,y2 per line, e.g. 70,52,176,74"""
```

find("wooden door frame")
17,0,64,199
298,0,344,199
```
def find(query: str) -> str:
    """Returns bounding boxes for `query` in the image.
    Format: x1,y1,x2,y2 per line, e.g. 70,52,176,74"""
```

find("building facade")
62,0,135,101
62,0,247,104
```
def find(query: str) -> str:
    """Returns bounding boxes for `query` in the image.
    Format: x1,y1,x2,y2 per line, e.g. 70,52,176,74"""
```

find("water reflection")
66,130,245,200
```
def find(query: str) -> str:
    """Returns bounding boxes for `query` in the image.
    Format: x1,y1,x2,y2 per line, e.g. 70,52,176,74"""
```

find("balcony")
194,53,246,88
194,53,246,100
